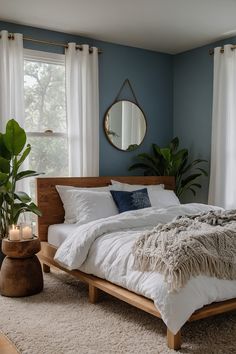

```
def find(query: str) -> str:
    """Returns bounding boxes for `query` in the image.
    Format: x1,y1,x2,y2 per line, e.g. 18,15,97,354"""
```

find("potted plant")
129,137,208,198
0,119,41,267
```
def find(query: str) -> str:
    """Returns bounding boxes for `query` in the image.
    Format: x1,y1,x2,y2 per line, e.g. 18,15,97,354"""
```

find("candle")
22,225,33,239
9,225,21,241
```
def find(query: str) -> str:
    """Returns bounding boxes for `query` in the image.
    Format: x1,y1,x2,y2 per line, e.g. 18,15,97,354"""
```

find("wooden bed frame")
36,176,236,351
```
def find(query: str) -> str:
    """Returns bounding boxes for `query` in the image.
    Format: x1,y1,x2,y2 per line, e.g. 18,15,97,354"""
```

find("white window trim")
24,48,65,65
27,132,66,137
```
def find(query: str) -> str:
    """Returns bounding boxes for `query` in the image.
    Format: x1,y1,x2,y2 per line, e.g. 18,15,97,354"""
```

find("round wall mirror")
104,100,147,151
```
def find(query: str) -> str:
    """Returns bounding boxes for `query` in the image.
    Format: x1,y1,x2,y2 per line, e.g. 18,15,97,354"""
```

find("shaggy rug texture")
0,270,235,354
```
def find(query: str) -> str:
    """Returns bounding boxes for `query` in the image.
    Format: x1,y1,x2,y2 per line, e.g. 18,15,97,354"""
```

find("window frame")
24,48,65,66
23,48,67,138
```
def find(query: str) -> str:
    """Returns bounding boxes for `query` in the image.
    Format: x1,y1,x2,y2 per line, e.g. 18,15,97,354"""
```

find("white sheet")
48,224,76,248
54,203,236,334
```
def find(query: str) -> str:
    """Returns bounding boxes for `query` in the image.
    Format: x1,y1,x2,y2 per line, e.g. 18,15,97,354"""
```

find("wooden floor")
0,334,19,354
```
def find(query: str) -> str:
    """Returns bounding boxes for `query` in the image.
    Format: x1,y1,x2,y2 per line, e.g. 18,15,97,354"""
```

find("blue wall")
0,21,173,176
173,36,236,203
3,20,234,203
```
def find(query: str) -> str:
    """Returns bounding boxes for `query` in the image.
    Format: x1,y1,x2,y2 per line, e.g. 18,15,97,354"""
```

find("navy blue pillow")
110,188,151,213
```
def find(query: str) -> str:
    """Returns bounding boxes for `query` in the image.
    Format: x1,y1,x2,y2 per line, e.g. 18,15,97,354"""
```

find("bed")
36,176,236,351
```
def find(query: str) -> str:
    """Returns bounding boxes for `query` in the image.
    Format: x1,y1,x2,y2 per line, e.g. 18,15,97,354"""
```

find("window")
24,49,68,196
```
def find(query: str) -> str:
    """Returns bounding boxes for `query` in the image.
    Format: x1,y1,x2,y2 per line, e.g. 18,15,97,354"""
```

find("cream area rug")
0,270,236,354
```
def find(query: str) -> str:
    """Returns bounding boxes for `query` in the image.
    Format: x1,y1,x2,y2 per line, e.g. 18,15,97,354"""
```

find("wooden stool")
0,237,43,297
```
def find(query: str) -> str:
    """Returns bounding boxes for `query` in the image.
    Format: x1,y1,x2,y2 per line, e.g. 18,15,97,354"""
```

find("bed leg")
167,328,181,350
89,284,99,304
42,263,50,273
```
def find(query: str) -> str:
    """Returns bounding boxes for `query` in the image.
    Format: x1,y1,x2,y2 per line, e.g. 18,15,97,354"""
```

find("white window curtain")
0,30,24,130
0,30,27,192
65,43,99,177
208,44,236,208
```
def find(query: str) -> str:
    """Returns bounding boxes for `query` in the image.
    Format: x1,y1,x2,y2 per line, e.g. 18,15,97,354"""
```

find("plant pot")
0,239,6,269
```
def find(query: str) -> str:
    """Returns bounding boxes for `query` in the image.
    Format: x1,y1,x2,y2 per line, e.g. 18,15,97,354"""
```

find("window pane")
24,60,66,133
27,135,69,177
28,134,69,203
24,53,68,225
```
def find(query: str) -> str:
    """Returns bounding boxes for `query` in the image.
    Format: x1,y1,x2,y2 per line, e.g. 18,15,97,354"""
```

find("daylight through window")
24,49,68,197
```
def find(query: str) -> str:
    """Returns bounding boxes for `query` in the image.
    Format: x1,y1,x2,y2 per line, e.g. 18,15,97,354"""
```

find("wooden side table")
0,237,43,297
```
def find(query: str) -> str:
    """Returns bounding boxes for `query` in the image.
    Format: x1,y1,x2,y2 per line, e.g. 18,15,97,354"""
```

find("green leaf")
17,144,31,168
128,163,159,175
189,188,196,196
12,202,42,223
16,170,41,181
0,133,11,160
126,144,139,151
138,154,162,173
14,191,32,203
191,183,202,189
12,203,28,222
152,144,162,159
0,172,9,186
0,185,9,194
196,167,208,176
181,159,207,174
177,155,188,174
27,202,42,217
137,153,157,163
180,183,202,197
0,157,10,173
169,137,179,152
160,148,171,162
4,193,13,204
169,149,187,175
181,173,202,187
173,149,188,161
3,119,26,155
137,157,162,175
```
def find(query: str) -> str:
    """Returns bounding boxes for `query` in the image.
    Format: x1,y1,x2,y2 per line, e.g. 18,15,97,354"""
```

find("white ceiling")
1,0,236,54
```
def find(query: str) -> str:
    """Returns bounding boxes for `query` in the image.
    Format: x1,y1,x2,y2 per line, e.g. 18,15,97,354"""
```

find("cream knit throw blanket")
132,209,236,293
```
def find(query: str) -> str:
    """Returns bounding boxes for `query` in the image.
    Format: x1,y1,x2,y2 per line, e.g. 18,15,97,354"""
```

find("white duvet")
54,203,236,334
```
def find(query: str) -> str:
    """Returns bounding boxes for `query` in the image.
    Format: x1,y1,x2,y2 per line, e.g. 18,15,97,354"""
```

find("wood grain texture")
2,237,40,258
38,242,162,319
42,263,50,273
189,298,236,321
89,284,99,304
0,238,43,297
36,176,175,241
167,329,181,350
0,333,19,354
0,256,43,297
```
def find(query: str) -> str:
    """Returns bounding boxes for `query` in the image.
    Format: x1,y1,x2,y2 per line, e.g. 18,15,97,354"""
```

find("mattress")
48,224,76,248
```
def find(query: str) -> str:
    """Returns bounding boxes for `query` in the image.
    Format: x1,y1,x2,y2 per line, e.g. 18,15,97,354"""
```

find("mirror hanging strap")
114,79,139,105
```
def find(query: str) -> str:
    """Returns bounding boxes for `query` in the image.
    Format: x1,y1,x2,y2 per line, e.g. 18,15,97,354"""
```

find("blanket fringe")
132,210,236,293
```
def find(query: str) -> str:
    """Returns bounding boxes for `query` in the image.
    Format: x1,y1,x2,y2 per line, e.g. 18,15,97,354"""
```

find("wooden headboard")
36,176,175,241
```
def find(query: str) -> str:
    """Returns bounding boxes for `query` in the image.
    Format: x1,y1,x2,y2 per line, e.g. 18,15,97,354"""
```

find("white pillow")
109,180,164,204
68,190,118,226
56,185,109,224
110,180,164,191
148,189,180,208
109,180,180,208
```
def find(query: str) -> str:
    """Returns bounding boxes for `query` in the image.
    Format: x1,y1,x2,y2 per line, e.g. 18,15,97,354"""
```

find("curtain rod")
1,33,102,54
209,45,236,55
